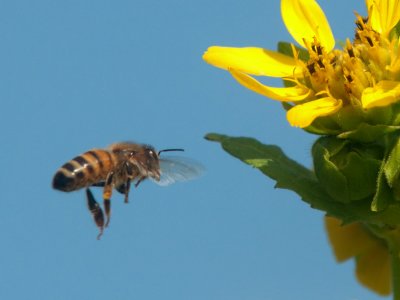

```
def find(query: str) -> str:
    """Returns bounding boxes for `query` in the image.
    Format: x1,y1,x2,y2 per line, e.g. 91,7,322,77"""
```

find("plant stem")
387,231,400,300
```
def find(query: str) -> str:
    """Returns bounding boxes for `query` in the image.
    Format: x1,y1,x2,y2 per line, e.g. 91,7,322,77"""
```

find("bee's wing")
154,157,204,186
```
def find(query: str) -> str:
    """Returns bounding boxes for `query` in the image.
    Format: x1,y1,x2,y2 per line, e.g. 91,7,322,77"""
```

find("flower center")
301,14,398,109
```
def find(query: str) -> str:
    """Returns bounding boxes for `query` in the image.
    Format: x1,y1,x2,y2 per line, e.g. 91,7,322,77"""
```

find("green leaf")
205,133,348,217
205,133,325,203
205,133,400,226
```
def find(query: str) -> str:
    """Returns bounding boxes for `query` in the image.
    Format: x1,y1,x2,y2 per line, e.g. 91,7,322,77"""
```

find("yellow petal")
366,0,400,36
362,80,400,109
203,46,302,77
229,69,312,102
286,97,342,127
355,242,391,296
325,217,391,295
324,216,378,262
281,0,335,51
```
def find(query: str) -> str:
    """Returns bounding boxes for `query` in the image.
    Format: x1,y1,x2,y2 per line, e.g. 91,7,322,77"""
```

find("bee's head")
122,143,184,181
140,147,185,181
140,146,161,180
123,145,160,180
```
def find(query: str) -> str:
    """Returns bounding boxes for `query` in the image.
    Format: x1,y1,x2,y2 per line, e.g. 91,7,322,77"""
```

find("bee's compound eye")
129,151,137,157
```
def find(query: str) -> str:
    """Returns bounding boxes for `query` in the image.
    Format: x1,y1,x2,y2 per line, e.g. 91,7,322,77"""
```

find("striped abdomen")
52,149,118,192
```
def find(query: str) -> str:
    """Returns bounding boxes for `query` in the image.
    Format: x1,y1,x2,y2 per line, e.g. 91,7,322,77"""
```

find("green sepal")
281,102,293,112
307,107,400,141
304,117,341,135
371,163,394,211
278,42,308,89
304,106,362,136
365,104,393,125
205,133,400,226
384,138,400,187
390,21,400,42
338,123,400,143
277,42,308,88
391,102,400,125
277,41,309,61
331,105,364,132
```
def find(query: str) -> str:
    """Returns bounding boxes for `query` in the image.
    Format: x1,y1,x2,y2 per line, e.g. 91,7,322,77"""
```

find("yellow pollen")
298,10,400,113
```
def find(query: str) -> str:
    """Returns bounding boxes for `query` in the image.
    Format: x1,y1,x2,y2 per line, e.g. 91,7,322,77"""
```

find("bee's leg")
124,163,133,203
124,180,131,203
86,188,104,240
103,172,114,228
135,176,146,188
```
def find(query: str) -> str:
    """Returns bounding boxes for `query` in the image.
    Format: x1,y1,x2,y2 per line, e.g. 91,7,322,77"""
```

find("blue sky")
0,0,386,299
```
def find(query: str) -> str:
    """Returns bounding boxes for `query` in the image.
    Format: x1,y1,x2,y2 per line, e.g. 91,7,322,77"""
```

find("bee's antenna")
158,148,184,156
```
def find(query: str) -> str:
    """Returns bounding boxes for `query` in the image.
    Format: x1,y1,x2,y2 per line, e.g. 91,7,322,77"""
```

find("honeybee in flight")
52,142,203,239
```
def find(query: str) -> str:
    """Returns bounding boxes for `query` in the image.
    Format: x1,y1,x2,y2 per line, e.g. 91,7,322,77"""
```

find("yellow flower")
325,216,391,296
203,0,400,128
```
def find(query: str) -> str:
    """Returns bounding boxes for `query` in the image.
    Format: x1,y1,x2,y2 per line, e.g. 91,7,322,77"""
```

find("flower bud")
312,136,382,203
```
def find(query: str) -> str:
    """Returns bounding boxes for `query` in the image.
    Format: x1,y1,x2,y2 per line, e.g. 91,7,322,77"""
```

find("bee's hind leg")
103,172,114,228
86,188,104,240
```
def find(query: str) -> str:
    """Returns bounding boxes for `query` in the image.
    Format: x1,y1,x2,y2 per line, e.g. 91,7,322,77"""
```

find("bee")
52,142,203,239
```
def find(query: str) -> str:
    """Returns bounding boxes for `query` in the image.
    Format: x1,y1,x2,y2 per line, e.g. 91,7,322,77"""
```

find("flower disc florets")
203,0,400,133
